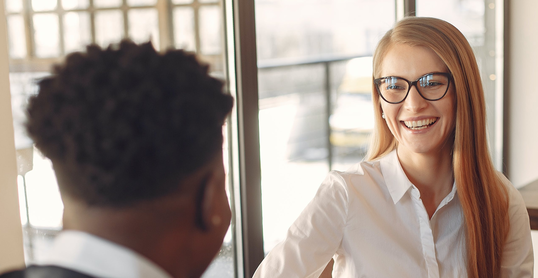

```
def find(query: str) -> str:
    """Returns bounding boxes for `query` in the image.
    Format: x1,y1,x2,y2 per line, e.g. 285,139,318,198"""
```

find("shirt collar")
380,150,414,204
379,150,458,205
37,230,172,278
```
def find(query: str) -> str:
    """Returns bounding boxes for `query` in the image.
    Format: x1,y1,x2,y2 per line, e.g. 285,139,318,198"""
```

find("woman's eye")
424,81,442,87
386,84,405,90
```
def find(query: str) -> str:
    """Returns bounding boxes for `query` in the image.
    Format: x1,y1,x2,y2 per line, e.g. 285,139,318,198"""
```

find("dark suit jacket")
0,266,95,278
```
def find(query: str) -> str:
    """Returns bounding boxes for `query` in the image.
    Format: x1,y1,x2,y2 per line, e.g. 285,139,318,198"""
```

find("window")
254,0,396,255
5,0,233,276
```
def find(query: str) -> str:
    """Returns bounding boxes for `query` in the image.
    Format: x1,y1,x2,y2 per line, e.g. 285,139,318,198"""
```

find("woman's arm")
499,174,534,278
253,171,349,278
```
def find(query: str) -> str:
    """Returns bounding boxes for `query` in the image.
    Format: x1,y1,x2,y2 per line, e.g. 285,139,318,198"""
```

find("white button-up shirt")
37,231,172,278
253,150,534,278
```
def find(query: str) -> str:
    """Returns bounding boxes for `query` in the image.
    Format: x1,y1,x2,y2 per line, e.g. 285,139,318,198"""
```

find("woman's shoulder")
494,174,534,276
494,172,528,216
328,159,386,194
333,159,383,179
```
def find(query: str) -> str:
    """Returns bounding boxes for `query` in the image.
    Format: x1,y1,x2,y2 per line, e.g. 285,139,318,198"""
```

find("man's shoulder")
0,265,95,278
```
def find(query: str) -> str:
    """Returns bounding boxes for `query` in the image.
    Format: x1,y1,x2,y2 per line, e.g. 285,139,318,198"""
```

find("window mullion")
22,0,35,58
396,0,416,20
57,4,66,56
407,0,416,16
225,0,264,277
193,1,201,54
89,0,96,44
122,0,129,41
156,0,173,50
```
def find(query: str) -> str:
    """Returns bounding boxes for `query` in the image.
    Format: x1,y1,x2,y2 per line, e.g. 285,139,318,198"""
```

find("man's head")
25,40,234,277
26,40,233,206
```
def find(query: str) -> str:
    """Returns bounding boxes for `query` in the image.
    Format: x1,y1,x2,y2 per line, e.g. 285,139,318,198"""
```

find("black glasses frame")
374,72,453,104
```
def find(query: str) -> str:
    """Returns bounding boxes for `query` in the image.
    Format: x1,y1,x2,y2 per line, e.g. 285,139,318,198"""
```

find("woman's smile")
401,117,438,131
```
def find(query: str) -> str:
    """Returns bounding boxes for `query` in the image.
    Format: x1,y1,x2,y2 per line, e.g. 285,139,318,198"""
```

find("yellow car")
330,57,374,154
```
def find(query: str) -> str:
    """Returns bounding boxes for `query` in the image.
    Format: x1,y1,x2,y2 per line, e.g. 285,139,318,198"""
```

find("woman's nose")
403,85,428,112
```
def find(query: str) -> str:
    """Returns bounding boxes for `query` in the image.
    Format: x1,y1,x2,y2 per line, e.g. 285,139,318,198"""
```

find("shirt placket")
411,187,440,278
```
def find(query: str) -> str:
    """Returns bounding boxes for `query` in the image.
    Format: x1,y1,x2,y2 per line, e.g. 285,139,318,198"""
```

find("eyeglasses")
374,72,452,104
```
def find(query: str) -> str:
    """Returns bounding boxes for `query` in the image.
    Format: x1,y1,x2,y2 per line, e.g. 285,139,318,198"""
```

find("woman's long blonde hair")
366,17,509,277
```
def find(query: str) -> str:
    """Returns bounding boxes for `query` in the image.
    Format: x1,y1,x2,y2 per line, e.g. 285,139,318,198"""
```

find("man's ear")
194,172,217,232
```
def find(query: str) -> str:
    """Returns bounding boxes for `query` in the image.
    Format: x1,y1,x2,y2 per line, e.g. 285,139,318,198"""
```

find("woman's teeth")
403,118,437,130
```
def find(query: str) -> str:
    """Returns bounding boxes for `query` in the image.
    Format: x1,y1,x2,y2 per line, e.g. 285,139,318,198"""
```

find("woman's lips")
401,117,438,130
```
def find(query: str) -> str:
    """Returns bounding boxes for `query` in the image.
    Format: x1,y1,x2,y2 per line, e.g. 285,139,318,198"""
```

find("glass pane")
62,0,89,10
25,150,63,228
63,12,91,54
7,1,235,274
331,57,374,166
10,72,42,151
173,7,196,51
17,175,28,226
417,0,485,45
416,0,502,169
172,0,193,4
32,0,57,11
258,65,330,253
7,15,26,59
199,6,221,55
128,8,160,49
33,14,60,57
95,10,124,47
127,0,157,6
94,0,121,8
10,71,61,264
5,0,23,13
255,0,395,254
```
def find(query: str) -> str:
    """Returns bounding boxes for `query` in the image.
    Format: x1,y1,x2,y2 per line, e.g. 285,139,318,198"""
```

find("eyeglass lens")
376,73,450,103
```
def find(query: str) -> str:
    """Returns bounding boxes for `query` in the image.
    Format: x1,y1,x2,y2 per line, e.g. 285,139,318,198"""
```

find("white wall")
0,4,25,273
508,1,538,277
507,0,538,188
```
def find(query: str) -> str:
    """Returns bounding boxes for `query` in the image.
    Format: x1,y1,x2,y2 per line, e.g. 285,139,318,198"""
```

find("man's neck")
62,197,196,278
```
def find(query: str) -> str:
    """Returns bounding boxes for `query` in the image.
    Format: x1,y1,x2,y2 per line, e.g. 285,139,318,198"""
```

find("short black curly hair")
26,40,234,207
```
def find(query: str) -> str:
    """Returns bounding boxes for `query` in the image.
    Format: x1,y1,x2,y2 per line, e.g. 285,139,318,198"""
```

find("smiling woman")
253,17,534,278
369,17,533,278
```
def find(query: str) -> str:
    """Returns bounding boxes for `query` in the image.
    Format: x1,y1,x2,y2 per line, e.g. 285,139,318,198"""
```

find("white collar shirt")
36,230,172,278
253,150,534,278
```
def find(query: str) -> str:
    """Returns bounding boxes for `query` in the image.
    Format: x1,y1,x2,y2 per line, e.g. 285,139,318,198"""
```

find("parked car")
330,56,374,156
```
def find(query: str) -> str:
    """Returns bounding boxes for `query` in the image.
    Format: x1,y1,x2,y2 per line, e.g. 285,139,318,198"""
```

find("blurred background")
2,0,536,277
